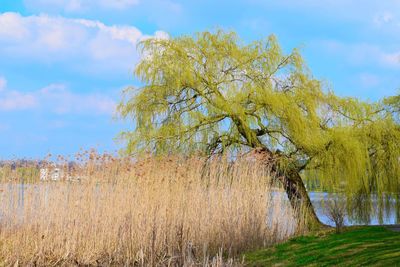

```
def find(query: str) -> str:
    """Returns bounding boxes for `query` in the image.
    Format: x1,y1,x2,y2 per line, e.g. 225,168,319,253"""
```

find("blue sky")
0,0,399,158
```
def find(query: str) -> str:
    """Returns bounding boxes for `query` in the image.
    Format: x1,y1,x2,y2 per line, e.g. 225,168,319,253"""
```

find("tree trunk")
279,169,325,231
252,147,325,230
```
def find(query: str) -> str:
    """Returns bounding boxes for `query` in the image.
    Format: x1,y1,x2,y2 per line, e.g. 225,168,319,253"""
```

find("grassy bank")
245,226,400,266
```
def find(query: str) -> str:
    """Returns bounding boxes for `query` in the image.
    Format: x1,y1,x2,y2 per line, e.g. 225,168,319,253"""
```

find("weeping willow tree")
118,31,400,229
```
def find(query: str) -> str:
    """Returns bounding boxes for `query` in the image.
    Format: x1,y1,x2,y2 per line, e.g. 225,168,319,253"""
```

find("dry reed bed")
0,156,297,266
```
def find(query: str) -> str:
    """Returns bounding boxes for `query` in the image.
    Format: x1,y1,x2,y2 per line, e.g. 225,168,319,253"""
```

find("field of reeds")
0,153,299,266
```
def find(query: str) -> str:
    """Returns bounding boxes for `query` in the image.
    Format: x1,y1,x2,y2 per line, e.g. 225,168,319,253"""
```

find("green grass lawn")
245,226,400,266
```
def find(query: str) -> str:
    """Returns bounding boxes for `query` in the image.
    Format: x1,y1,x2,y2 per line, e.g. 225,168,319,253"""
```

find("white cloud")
0,12,29,40
251,0,400,30
39,84,116,115
24,0,139,12
0,77,6,91
263,0,400,13
380,51,400,67
0,90,38,111
0,76,38,111
316,40,400,68
100,0,140,9
0,81,116,114
252,0,367,19
72,18,147,44
373,12,395,26
0,12,167,73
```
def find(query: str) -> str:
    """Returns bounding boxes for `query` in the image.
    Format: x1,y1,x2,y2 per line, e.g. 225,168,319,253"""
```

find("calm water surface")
0,183,398,226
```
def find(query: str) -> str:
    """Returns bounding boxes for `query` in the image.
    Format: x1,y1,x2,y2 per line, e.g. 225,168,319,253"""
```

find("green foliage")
245,226,400,266
118,30,400,221
0,165,39,183
384,94,400,122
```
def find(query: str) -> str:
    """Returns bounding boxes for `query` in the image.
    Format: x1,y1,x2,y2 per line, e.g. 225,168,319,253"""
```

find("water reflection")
309,192,399,226
1,184,398,226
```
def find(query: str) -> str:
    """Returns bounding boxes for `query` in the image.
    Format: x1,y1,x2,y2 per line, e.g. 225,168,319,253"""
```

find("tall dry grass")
0,154,298,266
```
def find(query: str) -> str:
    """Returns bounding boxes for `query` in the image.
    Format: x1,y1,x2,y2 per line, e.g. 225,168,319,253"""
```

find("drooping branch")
119,31,400,226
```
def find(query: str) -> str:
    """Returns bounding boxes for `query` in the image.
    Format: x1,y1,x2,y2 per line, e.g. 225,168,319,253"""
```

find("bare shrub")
324,196,346,233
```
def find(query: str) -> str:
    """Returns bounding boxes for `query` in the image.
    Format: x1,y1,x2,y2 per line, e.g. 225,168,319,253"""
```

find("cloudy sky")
0,1,399,158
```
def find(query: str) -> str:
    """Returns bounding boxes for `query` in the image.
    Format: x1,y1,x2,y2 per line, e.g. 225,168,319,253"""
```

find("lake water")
309,192,399,226
0,183,398,226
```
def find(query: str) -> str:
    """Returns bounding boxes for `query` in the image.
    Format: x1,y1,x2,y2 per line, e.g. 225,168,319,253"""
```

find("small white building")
40,167,64,181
